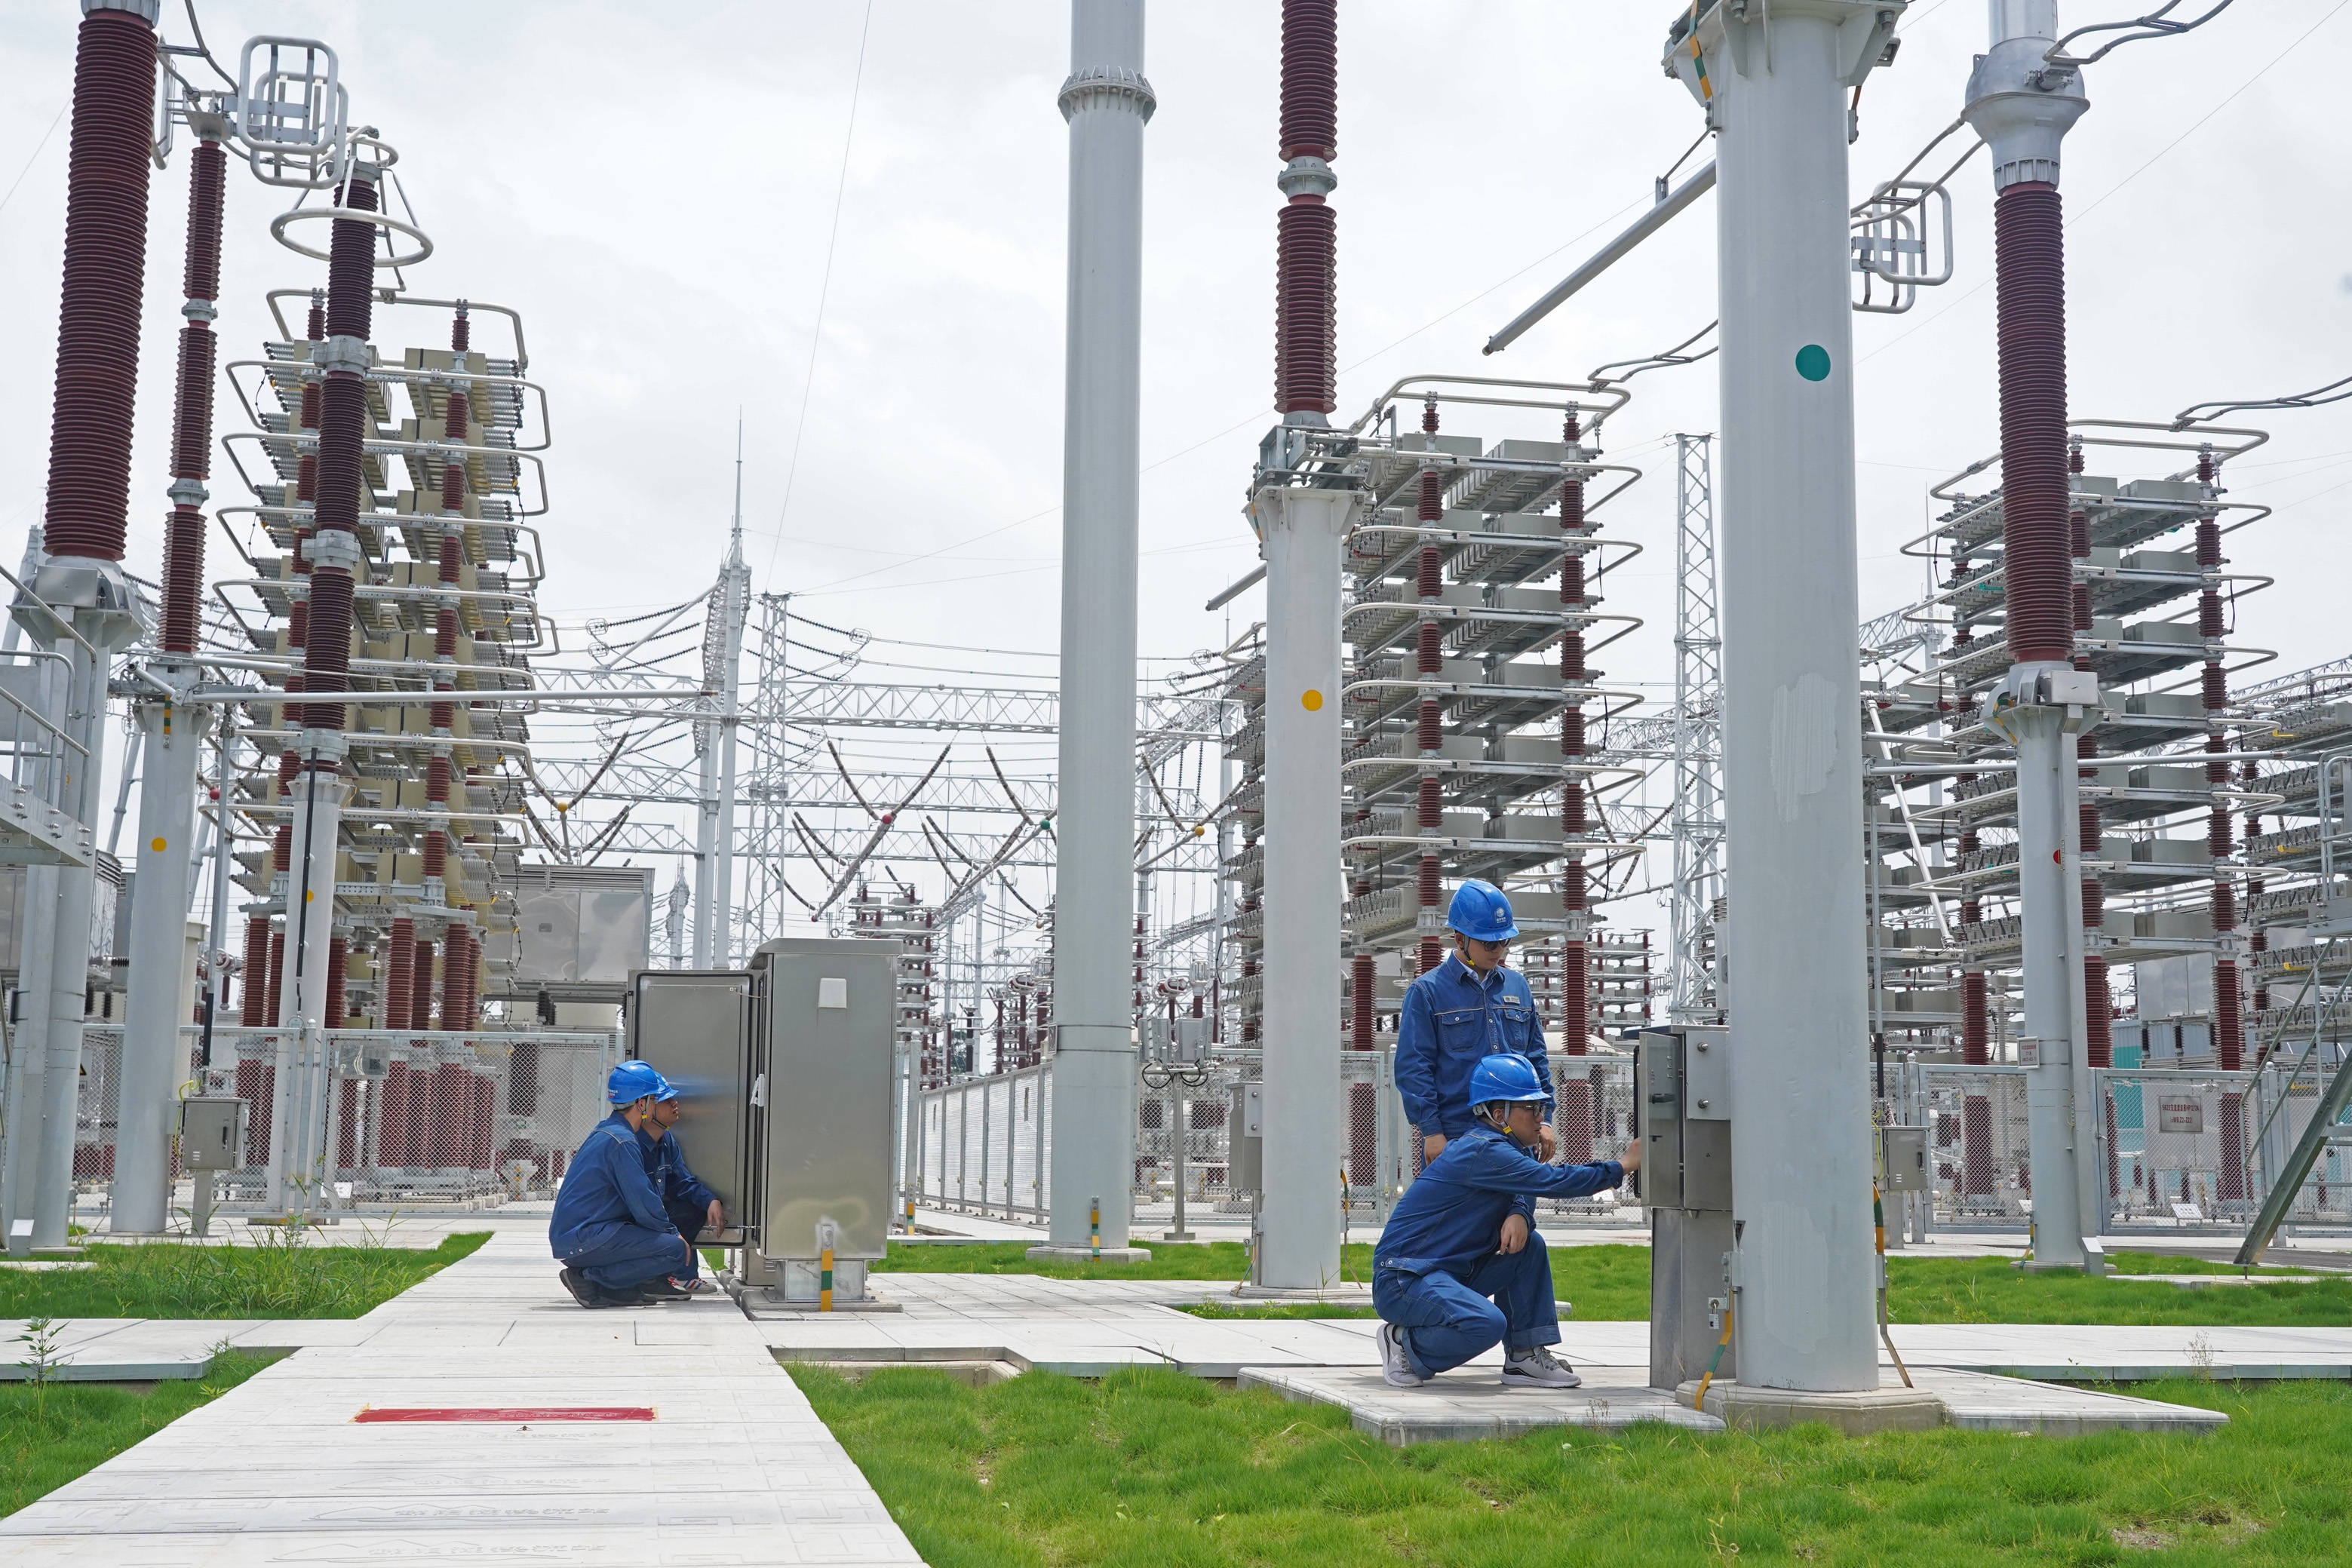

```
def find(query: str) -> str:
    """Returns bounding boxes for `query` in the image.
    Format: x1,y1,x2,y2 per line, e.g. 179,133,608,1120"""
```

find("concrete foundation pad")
738,1294,904,1319
1227,1282,1374,1303
1024,1244,1153,1263
1242,1364,1724,1445
1681,1378,1948,1435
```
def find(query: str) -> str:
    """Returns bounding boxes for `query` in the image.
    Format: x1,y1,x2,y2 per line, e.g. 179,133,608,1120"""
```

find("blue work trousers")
1372,1238,1560,1377
665,1199,708,1279
563,1223,689,1293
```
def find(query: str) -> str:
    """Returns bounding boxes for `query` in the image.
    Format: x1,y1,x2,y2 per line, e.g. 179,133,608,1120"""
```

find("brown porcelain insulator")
1350,952,1374,1050
2215,959,2243,1071
41,5,156,565
240,915,273,1027
265,928,284,1026
2083,953,2111,1068
1961,971,1989,1066
1415,618,1441,674
324,937,348,1026
1278,0,1336,158
1273,201,1336,416
410,933,436,1032
1992,182,2072,663
1417,698,1440,753
1416,774,1440,829
385,919,413,1032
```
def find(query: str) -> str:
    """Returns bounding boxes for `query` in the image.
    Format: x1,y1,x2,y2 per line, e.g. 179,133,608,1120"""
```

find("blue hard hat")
608,1060,670,1105
1467,1052,1547,1111
1447,879,1518,943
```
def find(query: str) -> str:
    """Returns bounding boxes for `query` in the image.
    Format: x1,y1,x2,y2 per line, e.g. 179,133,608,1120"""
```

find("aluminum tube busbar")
1483,162,1715,357
1046,0,1153,1252
1665,2,1900,1394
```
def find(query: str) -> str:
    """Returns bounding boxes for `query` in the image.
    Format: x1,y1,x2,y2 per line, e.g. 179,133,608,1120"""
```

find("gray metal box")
1881,1125,1930,1192
1636,1028,1731,1212
627,968,754,1233
751,938,896,1263
1228,1082,1263,1195
180,1097,245,1171
516,864,654,987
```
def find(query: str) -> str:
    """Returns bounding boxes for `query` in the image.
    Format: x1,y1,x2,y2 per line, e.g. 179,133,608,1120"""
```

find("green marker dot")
1795,344,1832,382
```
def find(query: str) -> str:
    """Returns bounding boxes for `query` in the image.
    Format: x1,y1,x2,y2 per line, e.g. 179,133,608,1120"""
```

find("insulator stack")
1993,183,2073,664
1560,407,1589,1057
1350,951,1374,1050
1273,0,1337,416
240,916,273,1026
41,2,155,565
161,137,226,653
324,937,349,1026
385,919,414,1031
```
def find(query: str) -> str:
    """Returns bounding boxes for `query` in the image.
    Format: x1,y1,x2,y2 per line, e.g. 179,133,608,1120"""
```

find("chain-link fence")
1914,1060,2350,1229
912,1047,1645,1229
64,1025,620,1212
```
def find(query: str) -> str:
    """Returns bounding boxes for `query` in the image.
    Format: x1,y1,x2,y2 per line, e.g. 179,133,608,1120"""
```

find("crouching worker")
640,1079,723,1295
548,1061,696,1308
1373,1053,1640,1389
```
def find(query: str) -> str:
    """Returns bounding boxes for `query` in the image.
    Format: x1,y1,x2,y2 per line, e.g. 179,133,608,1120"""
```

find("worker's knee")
1446,1294,1507,1345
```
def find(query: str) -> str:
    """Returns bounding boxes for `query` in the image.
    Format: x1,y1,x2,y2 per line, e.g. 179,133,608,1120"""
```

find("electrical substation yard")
8,0,2352,1553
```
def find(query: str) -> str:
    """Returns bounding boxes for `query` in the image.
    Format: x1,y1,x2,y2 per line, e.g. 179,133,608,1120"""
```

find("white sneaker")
1377,1322,1425,1388
1501,1346,1583,1389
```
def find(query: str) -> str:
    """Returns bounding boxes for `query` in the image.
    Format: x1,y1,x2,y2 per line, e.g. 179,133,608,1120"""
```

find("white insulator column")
1044,0,1153,1253
2008,704,2096,1260
274,754,349,1210
111,683,213,1232
1666,0,1902,1394
32,628,112,1248
1254,483,1355,1288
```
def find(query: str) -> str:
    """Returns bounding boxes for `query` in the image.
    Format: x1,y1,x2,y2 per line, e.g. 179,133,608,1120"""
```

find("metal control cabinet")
1638,1026,1736,1392
626,969,754,1233
179,1097,245,1171
1881,1125,1930,1193
745,937,897,1292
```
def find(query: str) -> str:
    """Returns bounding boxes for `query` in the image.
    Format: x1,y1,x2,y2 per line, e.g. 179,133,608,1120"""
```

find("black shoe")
558,1266,604,1309
636,1276,692,1301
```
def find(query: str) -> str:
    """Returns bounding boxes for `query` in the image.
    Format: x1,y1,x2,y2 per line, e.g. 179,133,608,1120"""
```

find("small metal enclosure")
179,1097,245,1171
1227,1082,1264,1196
745,937,897,1294
626,968,754,1232
1880,1125,1930,1193
1638,1026,1735,1392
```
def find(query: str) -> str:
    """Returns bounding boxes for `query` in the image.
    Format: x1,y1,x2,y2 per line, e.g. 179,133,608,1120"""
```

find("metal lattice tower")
1669,433,1724,1023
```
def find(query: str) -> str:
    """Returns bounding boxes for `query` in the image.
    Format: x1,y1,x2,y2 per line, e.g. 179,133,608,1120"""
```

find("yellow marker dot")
1302,689,1325,711
151,836,166,852
304,889,315,903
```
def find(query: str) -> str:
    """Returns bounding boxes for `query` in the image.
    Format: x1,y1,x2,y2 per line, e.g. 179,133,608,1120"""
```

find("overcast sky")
0,0,2346,928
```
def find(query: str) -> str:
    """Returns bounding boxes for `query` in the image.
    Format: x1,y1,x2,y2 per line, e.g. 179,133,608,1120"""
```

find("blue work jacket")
1373,1122,1623,1281
637,1125,719,1218
1395,951,1552,1137
548,1112,676,1258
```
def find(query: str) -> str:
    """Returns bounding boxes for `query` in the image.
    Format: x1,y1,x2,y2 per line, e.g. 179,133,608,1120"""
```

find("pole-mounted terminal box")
1636,1026,1735,1392
179,1097,246,1172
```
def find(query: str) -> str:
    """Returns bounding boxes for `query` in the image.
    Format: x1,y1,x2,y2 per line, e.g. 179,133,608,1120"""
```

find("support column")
1041,0,1153,1256
115,121,228,1233
1256,485,1355,1287
1667,0,1899,1392
1965,0,2099,1268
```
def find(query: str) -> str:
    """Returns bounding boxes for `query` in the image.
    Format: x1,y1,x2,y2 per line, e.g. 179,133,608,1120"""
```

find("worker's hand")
1537,1124,1557,1161
706,1198,724,1234
1620,1137,1642,1175
1498,1212,1530,1255
1422,1133,1448,1164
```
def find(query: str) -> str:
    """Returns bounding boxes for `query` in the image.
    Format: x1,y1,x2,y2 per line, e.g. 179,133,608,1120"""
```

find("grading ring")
269,204,433,269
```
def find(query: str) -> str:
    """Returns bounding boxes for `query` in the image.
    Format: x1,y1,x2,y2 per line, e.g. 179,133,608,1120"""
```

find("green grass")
794,1364,2352,1566
1,1348,281,1517
885,1242,2352,1327
0,1232,490,1320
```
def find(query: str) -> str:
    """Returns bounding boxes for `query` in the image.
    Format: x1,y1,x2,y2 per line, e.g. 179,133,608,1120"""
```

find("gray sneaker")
1501,1346,1583,1389
1377,1322,1425,1388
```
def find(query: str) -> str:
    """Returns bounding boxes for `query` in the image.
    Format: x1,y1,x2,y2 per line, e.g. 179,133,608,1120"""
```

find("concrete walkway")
0,1228,920,1566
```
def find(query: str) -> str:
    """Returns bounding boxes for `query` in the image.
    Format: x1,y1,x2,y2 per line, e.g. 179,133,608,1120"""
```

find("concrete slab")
0,1230,923,1566
1684,1378,1948,1435
1240,1363,1724,1445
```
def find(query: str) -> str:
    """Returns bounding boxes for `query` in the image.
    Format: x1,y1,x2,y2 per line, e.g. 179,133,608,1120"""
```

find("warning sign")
2157,1097,2204,1136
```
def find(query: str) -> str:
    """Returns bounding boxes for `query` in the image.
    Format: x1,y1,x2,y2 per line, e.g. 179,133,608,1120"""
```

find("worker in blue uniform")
548,1060,695,1309
1396,879,1555,1166
640,1078,724,1296
1374,1053,1638,1388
